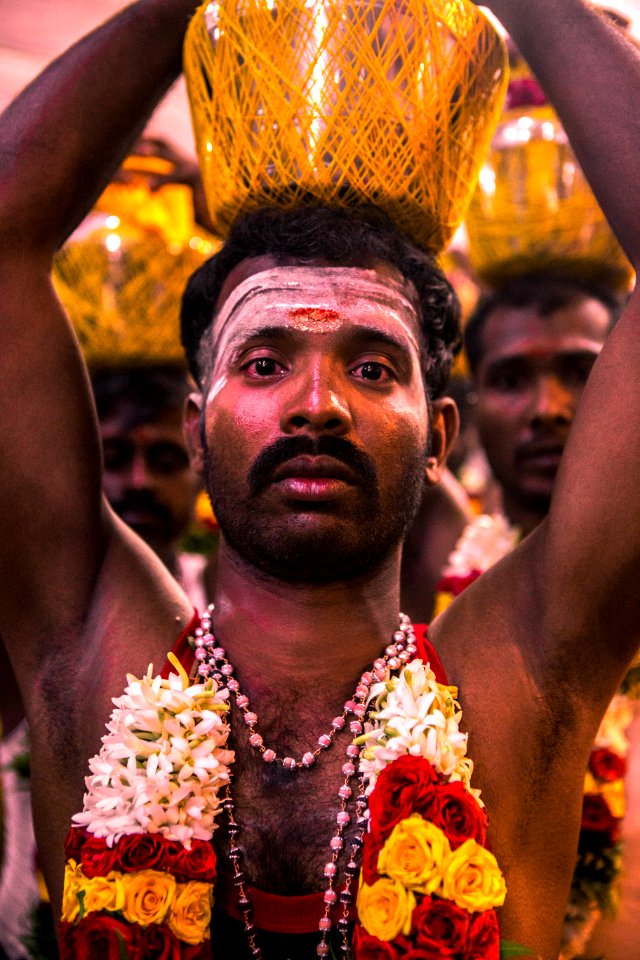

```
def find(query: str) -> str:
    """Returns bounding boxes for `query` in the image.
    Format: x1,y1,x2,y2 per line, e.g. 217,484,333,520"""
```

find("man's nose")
127,450,154,489
281,361,352,436
529,375,573,428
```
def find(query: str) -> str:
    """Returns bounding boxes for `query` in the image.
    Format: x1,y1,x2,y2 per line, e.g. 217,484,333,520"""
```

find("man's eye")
487,370,527,392
353,361,391,382
243,357,284,378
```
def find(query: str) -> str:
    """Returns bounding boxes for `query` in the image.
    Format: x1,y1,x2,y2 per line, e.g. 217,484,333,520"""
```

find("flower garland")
353,659,505,957
60,631,507,958
59,655,233,958
436,512,640,959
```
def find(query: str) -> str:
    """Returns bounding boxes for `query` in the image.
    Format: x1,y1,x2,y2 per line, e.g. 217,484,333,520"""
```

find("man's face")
474,296,610,514
100,403,199,561
191,255,435,583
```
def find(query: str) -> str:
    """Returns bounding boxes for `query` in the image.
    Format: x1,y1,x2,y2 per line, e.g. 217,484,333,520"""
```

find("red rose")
436,571,481,598
505,77,547,110
80,836,119,878
57,921,75,959
351,924,402,959
403,952,444,959
140,924,181,960
369,756,439,839
466,910,500,959
116,833,168,872
72,914,139,960
589,748,626,783
64,827,87,863
413,897,470,956
422,782,488,849
581,794,621,843
182,943,214,960
171,840,217,882
360,831,385,885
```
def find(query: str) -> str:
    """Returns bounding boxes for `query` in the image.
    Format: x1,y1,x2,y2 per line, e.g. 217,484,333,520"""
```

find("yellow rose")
61,860,83,923
602,779,625,819
167,882,213,945
584,771,599,794
378,814,450,894
356,877,415,941
440,839,506,912
122,869,176,926
81,873,125,915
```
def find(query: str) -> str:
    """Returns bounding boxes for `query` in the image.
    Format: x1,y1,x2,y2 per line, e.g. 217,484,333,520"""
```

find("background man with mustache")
93,363,215,608
1,0,640,958
465,273,622,539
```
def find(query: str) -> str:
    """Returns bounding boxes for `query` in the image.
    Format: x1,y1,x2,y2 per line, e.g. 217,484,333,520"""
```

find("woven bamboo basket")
466,105,634,290
184,0,508,253
53,156,219,367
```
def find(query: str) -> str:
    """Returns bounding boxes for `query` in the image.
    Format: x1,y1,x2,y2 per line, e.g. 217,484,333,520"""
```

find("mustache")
248,435,378,495
111,490,173,527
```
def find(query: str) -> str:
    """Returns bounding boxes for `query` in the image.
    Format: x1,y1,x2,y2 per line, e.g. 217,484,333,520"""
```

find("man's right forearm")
0,0,200,257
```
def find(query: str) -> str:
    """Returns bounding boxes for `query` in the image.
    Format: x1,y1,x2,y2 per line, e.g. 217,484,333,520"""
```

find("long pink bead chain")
191,606,417,958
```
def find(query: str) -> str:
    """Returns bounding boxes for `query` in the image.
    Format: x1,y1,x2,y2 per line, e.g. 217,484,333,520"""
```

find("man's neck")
209,540,405,697
502,491,548,538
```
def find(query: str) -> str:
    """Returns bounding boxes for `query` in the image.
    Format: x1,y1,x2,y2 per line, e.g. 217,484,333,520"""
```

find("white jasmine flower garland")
358,658,481,806
72,654,234,846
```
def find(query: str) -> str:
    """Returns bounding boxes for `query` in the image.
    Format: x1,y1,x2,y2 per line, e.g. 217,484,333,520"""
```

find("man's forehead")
210,262,423,355
480,300,610,365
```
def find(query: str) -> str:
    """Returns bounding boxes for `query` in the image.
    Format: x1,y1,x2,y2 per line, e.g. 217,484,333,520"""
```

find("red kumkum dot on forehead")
287,307,343,332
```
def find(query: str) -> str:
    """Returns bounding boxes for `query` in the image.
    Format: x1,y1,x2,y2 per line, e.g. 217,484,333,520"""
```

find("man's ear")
184,391,205,477
426,397,460,486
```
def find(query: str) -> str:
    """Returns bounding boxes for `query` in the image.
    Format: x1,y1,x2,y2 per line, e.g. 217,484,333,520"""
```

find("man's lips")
270,455,359,499
516,441,566,471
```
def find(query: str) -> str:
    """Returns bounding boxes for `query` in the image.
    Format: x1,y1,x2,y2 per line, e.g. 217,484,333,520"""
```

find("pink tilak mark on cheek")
287,307,343,333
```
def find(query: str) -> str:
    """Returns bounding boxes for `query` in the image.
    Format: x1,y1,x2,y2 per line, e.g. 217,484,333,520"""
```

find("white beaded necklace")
191,606,417,958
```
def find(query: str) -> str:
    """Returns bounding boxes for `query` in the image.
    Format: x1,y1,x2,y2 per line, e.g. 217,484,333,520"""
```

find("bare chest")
212,728,365,895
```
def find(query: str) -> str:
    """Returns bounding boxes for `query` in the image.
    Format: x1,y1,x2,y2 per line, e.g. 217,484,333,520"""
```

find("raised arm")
443,0,640,708
0,0,198,700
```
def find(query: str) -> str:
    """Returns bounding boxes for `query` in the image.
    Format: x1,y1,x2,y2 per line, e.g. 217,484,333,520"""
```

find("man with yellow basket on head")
0,0,639,958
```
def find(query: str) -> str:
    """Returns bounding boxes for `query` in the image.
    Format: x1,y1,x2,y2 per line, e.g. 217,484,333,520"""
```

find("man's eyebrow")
344,324,417,355
221,325,296,354
220,322,418,356
485,348,601,371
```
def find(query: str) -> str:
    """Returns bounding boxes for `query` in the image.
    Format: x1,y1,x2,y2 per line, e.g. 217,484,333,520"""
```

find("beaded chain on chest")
191,606,418,958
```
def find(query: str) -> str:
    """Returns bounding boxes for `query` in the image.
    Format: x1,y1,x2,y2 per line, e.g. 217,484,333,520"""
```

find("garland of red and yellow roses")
59,638,507,958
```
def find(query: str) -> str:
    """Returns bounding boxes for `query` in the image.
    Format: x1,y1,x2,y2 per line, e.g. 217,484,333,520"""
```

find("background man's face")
473,296,610,513
197,255,434,582
100,401,199,560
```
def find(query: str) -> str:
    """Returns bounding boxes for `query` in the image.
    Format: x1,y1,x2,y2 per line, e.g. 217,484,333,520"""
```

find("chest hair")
212,704,364,894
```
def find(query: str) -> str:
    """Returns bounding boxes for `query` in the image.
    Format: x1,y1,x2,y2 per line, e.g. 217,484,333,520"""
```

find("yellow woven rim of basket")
53,177,219,368
184,0,508,253
466,105,634,290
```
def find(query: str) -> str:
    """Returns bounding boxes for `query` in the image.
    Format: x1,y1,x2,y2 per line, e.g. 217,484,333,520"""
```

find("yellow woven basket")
53,158,219,368
184,0,508,253
466,105,634,290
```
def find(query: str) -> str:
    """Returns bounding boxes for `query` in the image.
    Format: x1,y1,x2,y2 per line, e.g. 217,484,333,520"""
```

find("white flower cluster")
444,512,519,577
72,665,234,847
359,659,482,806
593,692,634,758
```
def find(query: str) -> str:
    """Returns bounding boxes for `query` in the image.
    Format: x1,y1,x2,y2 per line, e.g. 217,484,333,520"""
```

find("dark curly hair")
180,204,461,398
